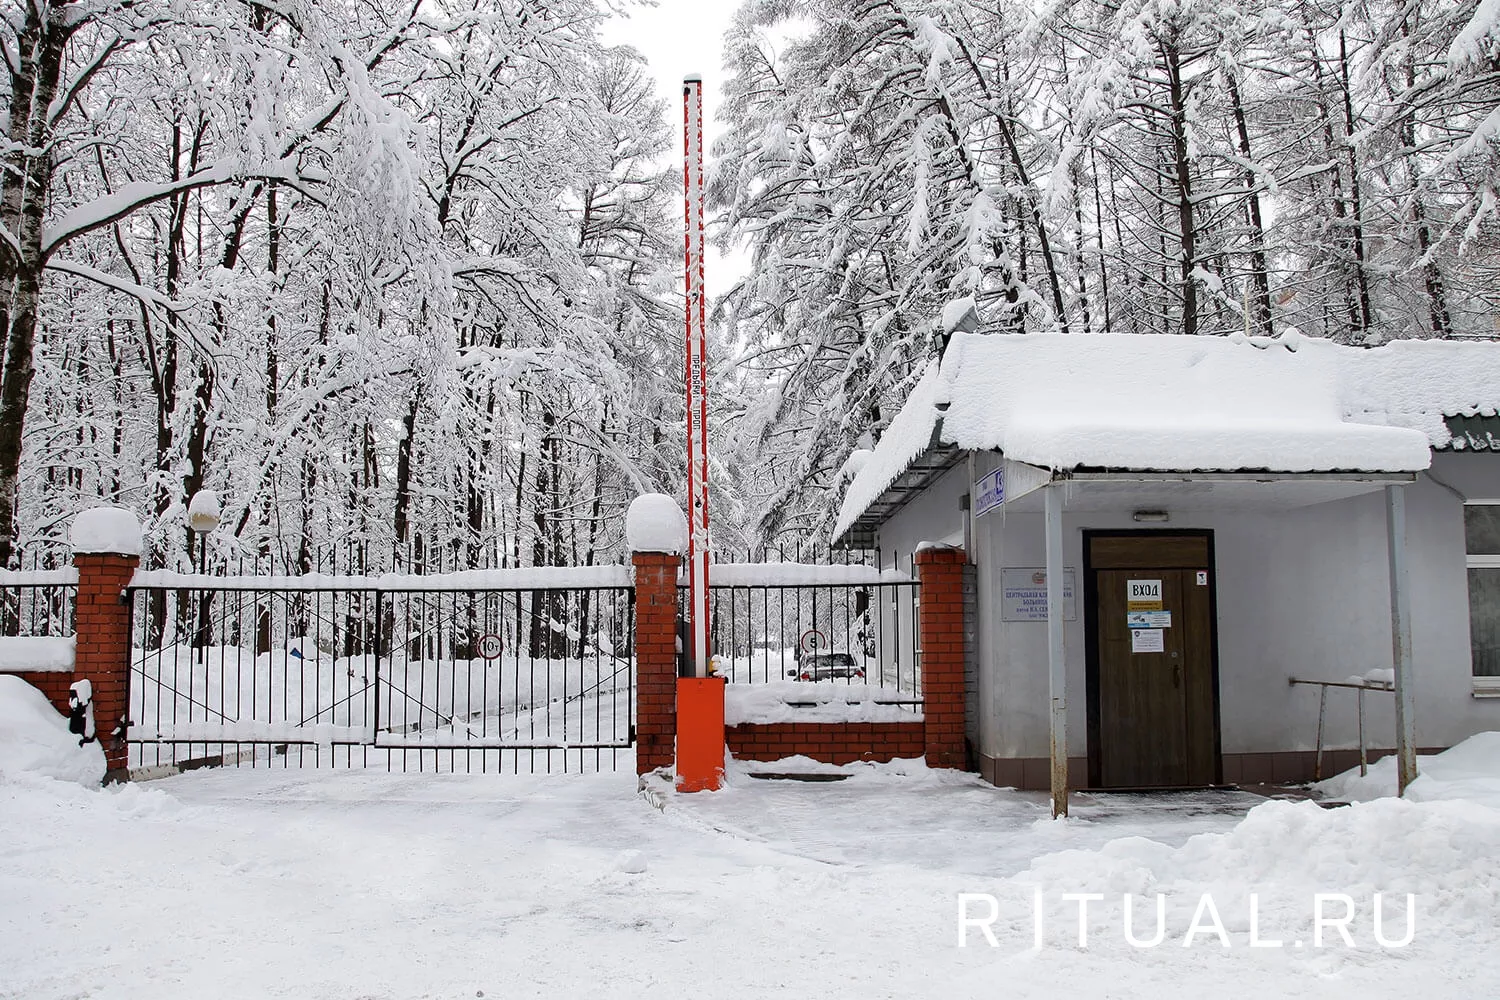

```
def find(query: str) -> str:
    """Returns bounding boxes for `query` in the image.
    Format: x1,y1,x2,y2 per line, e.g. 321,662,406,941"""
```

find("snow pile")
836,332,1500,539
0,636,75,673
1017,793,1500,959
69,505,142,556
625,493,688,554
1316,732,1500,807
724,680,921,725
0,675,104,785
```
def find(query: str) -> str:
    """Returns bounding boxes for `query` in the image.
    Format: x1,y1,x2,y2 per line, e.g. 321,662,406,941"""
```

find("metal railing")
1288,675,1396,780
127,573,634,774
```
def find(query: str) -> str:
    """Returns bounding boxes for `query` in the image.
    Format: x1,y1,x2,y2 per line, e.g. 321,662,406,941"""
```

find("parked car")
787,652,865,682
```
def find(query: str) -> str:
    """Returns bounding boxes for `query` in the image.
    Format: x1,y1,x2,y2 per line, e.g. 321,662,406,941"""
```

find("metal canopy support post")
1385,484,1419,794
1044,484,1068,818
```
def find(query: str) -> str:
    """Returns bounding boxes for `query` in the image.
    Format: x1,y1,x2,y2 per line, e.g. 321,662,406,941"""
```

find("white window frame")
1463,501,1500,697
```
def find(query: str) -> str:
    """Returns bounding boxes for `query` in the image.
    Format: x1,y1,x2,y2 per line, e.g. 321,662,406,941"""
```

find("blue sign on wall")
974,468,1004,516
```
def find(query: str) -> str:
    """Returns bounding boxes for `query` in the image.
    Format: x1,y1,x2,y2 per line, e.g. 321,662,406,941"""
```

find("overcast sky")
601,1,748,287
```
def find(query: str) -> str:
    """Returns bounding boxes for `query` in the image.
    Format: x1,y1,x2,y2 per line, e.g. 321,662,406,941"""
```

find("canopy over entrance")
836,330,1500,546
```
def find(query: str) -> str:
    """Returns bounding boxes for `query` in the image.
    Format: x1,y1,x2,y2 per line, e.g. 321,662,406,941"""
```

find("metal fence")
691,549,923,709
126,576,634,774
0,573,76,639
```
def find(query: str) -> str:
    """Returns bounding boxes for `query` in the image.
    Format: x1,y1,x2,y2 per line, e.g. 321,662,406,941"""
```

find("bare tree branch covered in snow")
3,0,689,581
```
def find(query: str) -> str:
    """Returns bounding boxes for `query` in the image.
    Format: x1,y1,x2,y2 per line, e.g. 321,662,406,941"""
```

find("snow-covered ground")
4,734,1499,998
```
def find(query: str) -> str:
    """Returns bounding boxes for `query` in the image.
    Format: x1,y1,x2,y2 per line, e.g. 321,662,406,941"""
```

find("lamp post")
187,490,221,664
187,489,221,574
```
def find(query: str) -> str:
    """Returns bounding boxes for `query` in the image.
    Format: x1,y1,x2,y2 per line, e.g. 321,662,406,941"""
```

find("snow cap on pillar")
69,506,143,557
626,494,688,554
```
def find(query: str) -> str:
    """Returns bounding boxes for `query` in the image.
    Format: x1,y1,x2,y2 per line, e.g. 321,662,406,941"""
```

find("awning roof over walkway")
835,332,1500,544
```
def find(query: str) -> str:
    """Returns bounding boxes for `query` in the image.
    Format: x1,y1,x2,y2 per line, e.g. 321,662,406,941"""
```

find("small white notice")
1131,628,1165,653
1195,571,1208,587
1127,579,1163,611
1127,611,1171,629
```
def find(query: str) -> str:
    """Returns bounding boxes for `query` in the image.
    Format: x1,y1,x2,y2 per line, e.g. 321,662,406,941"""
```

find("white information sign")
1001,568,1077,621
1131,628,1165,653
1127,579,1163,611
1126,611,1172,629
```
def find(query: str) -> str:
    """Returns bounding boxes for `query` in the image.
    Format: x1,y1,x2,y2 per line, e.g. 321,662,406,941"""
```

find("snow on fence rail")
0,569,79,586
0,567,77,639
130,565,632,592
0,636,76,673
704,562,914,587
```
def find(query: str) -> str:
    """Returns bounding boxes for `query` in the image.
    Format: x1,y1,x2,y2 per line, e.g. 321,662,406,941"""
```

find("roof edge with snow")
833,331,1500,545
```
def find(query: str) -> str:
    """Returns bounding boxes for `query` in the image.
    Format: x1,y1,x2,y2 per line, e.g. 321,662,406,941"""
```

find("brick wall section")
726,722,924,765
17,670,73,716
916,546,967,768
73,552,138,780
633,551,679,774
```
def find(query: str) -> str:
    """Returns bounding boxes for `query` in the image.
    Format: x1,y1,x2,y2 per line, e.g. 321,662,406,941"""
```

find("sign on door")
1127,579,1163,611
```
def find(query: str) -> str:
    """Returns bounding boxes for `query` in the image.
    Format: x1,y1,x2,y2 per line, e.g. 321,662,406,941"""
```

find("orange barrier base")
675,676,726,792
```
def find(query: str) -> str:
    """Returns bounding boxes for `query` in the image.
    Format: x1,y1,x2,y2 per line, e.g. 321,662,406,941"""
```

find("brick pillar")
917,546,968,769
633,551,679,774
74,552,138,782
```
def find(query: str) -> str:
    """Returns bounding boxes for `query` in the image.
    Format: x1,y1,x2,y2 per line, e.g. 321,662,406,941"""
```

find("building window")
1464,503,1500,690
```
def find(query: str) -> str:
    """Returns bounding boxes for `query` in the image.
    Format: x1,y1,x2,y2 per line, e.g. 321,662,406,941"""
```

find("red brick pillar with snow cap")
628,495,687,775
917,545,967,769
70,507,142,783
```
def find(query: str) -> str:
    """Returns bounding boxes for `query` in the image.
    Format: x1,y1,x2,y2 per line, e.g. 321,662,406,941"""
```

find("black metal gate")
126,577,634,774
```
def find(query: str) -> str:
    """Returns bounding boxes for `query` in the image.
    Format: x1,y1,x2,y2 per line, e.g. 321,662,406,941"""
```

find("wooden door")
1089,535,1218,788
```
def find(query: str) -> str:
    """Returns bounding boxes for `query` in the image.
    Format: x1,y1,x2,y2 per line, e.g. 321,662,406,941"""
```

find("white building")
835,331,1500,797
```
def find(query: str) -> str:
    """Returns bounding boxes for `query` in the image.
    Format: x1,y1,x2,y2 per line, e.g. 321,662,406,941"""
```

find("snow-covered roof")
835,331,1500,540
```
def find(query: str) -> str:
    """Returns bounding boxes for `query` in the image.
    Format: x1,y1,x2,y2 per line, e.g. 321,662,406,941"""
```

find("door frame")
1082,529,1224,789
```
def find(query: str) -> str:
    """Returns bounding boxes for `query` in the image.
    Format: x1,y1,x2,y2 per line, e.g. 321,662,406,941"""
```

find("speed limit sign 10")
477,634,504,660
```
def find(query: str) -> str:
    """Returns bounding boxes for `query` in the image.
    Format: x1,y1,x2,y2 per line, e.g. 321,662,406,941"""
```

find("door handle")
1173,664,1182,688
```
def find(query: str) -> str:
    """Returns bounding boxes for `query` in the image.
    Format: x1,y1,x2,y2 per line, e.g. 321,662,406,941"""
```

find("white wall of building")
873,451,1500,762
